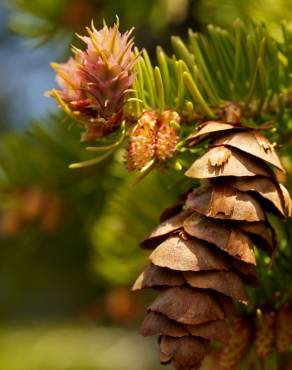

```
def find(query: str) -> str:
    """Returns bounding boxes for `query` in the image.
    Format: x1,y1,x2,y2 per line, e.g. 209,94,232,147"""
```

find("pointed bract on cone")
213,131,284,171
208,146,232,167
185,146,271,179
186,185,265,222
51,57,85,104
48,19,138,140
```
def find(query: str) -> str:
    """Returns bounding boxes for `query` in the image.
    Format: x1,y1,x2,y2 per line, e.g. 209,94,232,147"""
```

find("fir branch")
130,20,292,123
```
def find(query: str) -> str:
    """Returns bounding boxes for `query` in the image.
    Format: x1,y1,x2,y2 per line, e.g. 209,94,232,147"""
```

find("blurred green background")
0,0,291,369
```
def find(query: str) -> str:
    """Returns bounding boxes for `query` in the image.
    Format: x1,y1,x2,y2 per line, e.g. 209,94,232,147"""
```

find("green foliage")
91,168,191,285
7,0,180,46
130,20,292,122
0,323,161,370
196,0,292,38
0,116,122,316
0,113,195,311
8,0,72,45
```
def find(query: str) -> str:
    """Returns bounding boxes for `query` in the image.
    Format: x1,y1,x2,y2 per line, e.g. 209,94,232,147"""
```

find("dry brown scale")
133,106,292,370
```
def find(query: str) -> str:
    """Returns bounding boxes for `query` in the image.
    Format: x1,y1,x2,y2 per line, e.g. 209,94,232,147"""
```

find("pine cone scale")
185,147,271,179
213,131,284,171
149,287,225,325
149,236,230,271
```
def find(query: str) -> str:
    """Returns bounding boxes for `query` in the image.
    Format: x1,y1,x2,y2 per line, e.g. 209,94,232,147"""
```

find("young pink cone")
48,19,138,141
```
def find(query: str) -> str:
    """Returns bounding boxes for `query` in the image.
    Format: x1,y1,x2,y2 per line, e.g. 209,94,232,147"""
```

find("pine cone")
126,111,157,170
126,109,180,170
276,304,292,352
155,110,180,162
48,20,137,140
254,310,276,358
133,105,291,370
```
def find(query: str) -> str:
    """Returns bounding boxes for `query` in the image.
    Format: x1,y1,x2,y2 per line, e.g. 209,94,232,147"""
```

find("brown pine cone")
133,105,291,370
